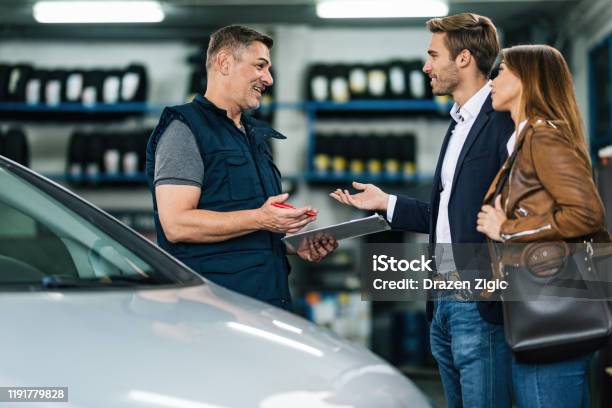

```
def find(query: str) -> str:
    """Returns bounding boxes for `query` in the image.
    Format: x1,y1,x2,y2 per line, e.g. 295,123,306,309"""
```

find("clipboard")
281,213,390,252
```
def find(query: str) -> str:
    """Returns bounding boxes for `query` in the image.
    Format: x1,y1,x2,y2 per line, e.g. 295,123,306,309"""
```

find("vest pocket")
196,250,269,299
226,155,258,200
196,250,267,274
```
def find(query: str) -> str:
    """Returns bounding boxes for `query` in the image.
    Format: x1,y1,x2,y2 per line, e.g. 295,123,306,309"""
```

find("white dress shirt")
507,120,527,155
387,82,492,245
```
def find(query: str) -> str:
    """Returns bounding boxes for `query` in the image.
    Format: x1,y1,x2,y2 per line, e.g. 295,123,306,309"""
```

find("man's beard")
432,66,459,96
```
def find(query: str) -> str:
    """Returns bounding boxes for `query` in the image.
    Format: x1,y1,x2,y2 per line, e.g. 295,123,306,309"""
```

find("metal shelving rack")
42,172,148,184
303,99,451,185
0,98,449,184
0,101,159,113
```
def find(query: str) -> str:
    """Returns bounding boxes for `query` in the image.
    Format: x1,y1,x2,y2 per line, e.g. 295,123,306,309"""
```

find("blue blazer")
391,95,514,323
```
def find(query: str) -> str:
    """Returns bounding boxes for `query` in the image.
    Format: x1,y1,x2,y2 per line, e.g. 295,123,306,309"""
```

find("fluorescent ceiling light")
317,0,448,19
33,1,165,24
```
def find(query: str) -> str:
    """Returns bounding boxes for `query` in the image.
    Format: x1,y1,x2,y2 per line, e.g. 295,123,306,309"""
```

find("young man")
331,13,514,407
146,25,337,311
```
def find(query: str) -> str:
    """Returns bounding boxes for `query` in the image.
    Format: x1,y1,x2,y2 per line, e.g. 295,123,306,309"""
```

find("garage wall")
14,21,605,227
0,27,449,228
1,8,605,228
0,40,196,180
0,40,194,104
565,0,612,143
272,26,450,227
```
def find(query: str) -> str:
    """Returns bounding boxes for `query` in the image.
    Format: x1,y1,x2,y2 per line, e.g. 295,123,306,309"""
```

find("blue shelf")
44,172,302,186
0,101,300,114
0,99,450,114
44,172,148,184
305,99,451,112
305,171,429,185
0,102,160,113
43,170,428,186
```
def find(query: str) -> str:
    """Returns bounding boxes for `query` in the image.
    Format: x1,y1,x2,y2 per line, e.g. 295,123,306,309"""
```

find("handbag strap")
493,128,526,199
487,123,528,281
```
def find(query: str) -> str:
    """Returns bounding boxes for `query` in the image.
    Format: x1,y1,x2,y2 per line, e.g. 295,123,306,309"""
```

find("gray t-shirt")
154,118,247,188
154,119,204,187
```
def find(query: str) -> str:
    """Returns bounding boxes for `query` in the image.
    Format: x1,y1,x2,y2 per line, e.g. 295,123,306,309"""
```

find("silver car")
0,156,430,408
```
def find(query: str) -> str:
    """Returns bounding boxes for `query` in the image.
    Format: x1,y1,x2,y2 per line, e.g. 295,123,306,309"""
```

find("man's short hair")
426,13,500,78
206,25,273,71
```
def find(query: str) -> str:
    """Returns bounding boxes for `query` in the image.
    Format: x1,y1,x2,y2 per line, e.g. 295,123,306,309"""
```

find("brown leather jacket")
484,118,610,243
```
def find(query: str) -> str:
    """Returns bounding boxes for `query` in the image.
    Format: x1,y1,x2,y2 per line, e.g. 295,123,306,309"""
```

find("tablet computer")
281,213,390,252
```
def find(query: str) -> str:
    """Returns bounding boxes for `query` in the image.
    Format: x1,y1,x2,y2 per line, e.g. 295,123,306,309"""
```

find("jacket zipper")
517,207,529,216
501,224,552,241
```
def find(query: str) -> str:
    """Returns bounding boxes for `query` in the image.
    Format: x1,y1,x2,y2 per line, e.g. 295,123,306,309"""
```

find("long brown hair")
502,45,590,163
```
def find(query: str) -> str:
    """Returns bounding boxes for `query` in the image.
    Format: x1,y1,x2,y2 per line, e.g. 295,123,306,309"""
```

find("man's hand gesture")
330,182,389,211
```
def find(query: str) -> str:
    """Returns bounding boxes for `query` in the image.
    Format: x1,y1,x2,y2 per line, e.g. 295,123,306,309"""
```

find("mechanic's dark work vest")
145,95,291,308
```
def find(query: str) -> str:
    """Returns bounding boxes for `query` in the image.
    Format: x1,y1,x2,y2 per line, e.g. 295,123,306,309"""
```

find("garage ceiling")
0,0,581,40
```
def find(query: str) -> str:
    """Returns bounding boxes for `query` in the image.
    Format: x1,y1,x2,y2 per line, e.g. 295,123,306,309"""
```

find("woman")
477,44,610,407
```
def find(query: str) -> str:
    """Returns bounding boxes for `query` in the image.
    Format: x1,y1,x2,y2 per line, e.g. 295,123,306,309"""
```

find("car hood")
0,281,430,407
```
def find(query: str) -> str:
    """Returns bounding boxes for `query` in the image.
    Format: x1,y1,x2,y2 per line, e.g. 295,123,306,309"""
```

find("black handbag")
489,132,612,364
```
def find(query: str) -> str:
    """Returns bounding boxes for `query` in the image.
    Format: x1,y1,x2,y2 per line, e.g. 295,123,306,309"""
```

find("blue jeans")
512,354,592,408
430,301,512,408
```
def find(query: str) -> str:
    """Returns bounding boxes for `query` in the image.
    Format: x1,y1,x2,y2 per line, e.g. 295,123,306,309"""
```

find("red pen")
272,202,317,217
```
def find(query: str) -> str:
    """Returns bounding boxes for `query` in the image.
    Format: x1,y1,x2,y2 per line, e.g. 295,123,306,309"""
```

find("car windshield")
0,161,201,290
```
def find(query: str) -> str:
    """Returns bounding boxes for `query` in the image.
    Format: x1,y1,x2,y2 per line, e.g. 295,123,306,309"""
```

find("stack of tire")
306,60,431,102
0,63,148,105
312,133,416,180
66,129,151,185
0,128,29,166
